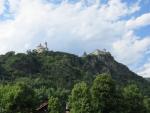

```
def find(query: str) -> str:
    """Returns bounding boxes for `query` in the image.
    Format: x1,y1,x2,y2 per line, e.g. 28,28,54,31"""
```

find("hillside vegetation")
0,50,149,91
0,50,150,113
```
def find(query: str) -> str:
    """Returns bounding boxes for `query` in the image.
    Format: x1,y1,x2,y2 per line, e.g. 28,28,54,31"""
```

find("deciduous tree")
69,82,91,113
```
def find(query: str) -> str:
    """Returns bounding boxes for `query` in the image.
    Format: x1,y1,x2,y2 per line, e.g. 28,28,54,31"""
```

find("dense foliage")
48,96,60,113
91,74,118,113
0,83,36,113
0,51,149,90
69,82,91,113
69,74,150,113
0,50,150,113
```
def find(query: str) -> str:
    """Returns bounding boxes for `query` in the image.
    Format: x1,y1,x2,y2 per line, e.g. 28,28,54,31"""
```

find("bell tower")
45,42,48,51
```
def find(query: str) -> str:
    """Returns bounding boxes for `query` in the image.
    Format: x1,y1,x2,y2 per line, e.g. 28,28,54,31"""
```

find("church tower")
36,42,49,53
45,42,48,51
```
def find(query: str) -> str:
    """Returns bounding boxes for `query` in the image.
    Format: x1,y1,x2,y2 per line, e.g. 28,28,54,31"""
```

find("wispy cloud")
126,13,150,29
138,59,150,78
112,31,150,65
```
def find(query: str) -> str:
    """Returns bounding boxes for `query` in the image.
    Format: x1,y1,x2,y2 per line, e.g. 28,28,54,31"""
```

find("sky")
0,0,150,77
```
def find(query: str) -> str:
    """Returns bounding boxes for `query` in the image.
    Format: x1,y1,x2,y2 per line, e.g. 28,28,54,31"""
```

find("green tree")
144,96,150,113
69,82,91,113
12,83,36,113
91,73,117,113
0,83,36,113
48,96,60,113
123,84,146,113
54,88,70,113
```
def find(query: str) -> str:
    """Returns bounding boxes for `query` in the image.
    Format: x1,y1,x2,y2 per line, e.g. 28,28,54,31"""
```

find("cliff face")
81,51,150,95
0,50,149,94
82,51,144,83
146,78,150,82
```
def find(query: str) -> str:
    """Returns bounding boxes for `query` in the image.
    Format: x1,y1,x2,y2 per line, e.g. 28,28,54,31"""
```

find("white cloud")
138,60,150,77
8,0,20,14
126,13,150,29
111,9,150,73
99,0,140,21
0,0,5,15
112,31,150,65
0,0,133,53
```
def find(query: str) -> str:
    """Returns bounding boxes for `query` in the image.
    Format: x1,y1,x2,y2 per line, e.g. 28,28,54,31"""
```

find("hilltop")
0,49,149,95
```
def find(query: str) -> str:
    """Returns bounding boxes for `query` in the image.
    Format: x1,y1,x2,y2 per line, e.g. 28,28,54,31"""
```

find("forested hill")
0,50,149,95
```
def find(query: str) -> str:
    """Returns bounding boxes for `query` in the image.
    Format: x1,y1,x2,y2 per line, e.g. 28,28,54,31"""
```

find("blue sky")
0,0,150,77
